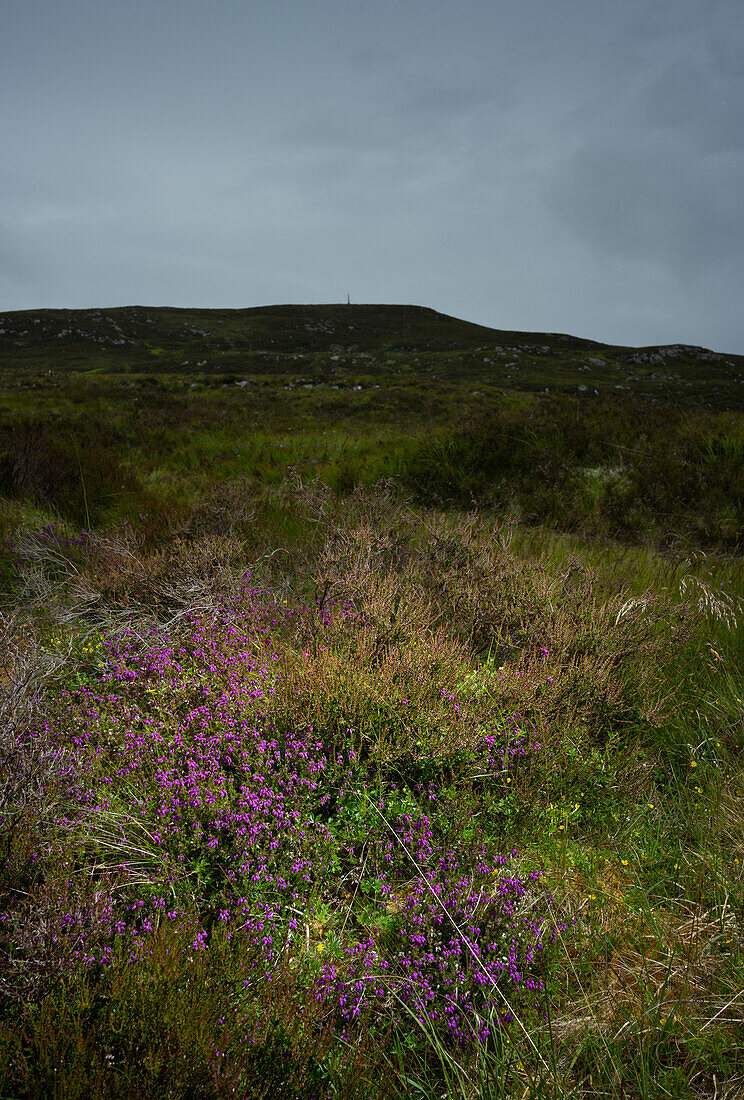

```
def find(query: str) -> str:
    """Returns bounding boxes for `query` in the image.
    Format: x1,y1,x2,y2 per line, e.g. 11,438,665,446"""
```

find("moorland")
0,304,743,1098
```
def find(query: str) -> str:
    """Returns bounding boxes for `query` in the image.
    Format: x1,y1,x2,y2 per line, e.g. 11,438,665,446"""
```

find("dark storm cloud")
2,0,743,350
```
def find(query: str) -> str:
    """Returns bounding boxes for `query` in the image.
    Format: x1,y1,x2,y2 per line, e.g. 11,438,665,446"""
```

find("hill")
1,302,742,551
2,302,743,409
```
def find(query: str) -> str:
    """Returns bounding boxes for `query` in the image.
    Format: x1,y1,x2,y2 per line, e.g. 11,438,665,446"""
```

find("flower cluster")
20,585,563,1048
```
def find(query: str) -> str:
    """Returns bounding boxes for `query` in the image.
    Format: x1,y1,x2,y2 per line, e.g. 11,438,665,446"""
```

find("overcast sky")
2,0,743,352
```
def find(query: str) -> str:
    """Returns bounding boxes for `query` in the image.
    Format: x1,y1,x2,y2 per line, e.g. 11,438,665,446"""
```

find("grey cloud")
631,60,744,154
546,134,744,278
0,219,44,293
396,77,508,118
2,0,744,351
345,43,397,70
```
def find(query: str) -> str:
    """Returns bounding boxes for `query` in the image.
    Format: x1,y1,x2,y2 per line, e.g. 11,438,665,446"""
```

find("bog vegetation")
0,306,743,1098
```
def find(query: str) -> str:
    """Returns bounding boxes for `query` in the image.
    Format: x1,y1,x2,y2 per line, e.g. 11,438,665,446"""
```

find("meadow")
0,306,743,1098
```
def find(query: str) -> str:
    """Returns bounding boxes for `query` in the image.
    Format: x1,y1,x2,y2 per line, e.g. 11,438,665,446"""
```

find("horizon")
3,0,744,354
2,299,742,357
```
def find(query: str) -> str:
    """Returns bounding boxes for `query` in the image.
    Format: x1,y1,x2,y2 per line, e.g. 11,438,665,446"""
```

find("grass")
1,305,743,551
395,396,744,552
0,304,743,1097
1,493,743,1097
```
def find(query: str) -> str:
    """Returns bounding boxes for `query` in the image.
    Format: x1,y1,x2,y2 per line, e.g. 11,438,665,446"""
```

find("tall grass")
396,396,744,552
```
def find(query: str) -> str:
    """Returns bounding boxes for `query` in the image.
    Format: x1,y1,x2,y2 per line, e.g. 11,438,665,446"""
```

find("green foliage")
0,923,334,1099
398,396,744,551
1,303,744,1096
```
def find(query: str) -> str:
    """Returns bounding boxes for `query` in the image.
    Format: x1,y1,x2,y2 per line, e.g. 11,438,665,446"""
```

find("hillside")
1,304,744,1098
2,303,744,409
1,303,743,552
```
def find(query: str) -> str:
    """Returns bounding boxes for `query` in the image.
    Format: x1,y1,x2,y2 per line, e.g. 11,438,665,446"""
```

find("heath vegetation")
0,306,743,1098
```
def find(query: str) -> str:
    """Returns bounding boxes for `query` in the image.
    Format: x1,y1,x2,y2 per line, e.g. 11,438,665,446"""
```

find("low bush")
397,397,744,551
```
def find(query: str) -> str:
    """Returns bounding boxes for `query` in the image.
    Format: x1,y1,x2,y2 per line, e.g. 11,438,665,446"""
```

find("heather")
1,488,743,1098
1,304,744,1097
